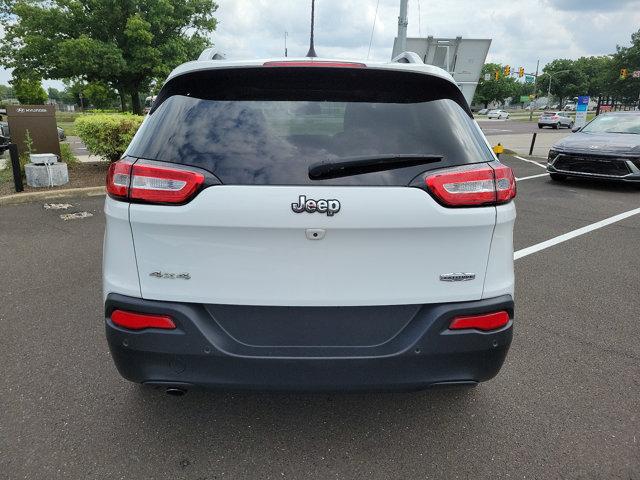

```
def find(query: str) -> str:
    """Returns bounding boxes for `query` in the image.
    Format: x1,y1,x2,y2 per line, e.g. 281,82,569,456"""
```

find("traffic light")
519,67,525,78
620,68,628,80
504,65,511,76
494,71,500,81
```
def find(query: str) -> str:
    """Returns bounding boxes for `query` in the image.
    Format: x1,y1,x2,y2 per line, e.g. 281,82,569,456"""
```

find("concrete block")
30,153,58,165
25,163,69,187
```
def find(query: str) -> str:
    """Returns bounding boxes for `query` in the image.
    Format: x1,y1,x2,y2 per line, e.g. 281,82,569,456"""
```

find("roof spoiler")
198,48,226,61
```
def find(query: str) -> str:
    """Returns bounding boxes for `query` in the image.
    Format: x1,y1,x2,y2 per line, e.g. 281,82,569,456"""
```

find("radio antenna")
306,0,318,57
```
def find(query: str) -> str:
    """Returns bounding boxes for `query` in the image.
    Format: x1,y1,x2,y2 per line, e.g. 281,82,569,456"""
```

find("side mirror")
572,126,582,133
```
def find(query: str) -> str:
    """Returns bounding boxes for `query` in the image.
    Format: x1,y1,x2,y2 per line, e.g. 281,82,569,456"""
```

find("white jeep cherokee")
103,56,516,393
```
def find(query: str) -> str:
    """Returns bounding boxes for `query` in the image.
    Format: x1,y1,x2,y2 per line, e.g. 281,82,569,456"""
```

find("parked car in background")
143,96,157,114
478,108,489,115
538,111,574,129
103,55,517,393
564,103,576,111
547,112,640,182
0,121,9,153
487,109,509,119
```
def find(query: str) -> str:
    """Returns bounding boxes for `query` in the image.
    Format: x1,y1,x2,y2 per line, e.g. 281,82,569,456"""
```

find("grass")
0,165,12,185
57,121,77,136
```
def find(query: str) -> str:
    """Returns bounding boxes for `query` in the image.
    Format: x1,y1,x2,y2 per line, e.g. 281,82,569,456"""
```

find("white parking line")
513,155,547,169
516,173,549,182
514,207,640,260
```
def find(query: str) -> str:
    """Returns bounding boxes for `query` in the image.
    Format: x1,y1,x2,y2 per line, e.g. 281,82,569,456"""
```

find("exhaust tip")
165,387,187,396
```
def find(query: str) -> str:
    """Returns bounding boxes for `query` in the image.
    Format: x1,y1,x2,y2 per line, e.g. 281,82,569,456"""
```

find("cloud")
545,0,640,11
1,0,640,87
211,0,640,74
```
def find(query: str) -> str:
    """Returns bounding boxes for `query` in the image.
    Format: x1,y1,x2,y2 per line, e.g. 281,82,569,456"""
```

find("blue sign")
577,96,589,112
575,95,590,127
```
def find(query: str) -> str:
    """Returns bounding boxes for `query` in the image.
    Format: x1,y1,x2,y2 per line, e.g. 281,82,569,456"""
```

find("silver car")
487,109,509,120
538,111,574,129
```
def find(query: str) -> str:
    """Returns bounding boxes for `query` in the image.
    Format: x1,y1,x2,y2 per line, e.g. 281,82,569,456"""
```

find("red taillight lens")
106,159,133,199
263,61,366,68
425,163,516,207
449,311,510,331
106,160,205,204
129,163,205,204
111,310,176,330
492,163,517,203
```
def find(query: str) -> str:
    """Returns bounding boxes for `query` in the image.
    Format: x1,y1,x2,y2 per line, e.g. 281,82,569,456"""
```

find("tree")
573,56,614,98
611,29,640,102
47,87,62,102
513,81,535,107
59,80,118,109
84,82,119,110
0,84,15,101
539,59,587,108
473,63,518,108
11,76,48,104
1,0,218,114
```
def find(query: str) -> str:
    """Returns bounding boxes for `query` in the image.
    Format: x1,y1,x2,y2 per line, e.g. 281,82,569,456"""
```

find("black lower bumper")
547,156,640,182
105,294,514,391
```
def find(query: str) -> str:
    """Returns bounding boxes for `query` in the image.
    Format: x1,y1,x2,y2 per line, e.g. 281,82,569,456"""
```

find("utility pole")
529,59,539,122
306,0,317,58
398,0,409,53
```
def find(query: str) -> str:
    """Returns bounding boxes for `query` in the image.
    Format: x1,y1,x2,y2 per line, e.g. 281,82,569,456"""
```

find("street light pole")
541,70,570,107
529,59,539,122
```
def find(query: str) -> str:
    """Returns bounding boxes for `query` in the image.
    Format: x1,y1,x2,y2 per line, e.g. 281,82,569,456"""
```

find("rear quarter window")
127,67,493,186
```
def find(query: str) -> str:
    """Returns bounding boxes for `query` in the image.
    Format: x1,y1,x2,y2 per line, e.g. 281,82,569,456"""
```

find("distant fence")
596,96,640,116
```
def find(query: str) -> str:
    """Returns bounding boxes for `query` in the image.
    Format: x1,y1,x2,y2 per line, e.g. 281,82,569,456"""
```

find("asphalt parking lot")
1,155,639,479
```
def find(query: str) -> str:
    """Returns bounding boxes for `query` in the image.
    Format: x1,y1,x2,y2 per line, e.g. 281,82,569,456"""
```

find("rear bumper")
105,294,514,391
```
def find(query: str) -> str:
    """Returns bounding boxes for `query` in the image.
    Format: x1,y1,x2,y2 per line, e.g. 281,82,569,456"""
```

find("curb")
0,186,105,206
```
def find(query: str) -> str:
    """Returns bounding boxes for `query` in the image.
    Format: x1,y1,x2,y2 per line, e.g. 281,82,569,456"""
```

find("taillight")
111,310,176,330
449,311,510,331
492,163,517,203
129,163,204,204
106,159,133,199
106,160,205,204
424,162,516,207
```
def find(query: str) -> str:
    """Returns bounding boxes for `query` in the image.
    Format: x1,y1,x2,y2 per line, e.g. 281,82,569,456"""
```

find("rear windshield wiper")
308,154,443,180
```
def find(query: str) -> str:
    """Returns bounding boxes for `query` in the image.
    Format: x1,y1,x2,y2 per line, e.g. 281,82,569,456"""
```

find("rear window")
127,68,493,186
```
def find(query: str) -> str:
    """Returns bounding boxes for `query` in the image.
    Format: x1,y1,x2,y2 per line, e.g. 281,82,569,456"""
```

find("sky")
1,0,640,89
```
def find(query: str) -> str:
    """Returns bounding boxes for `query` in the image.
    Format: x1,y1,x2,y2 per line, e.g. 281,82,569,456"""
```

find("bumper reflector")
449,311,510,332
111,310,176,331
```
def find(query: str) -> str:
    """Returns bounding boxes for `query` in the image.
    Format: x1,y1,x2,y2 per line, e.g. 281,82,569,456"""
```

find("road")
1,158,639,479
477,119,573,156
476,117,575,136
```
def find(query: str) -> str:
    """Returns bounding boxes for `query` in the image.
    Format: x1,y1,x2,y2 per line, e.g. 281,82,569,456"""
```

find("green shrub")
75,114,143,161
60,142,78,166
0,152,30,184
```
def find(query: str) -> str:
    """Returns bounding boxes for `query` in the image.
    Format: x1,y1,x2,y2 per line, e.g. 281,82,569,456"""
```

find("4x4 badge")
150,271,191,280
291,195,341,216
440,273,476,282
